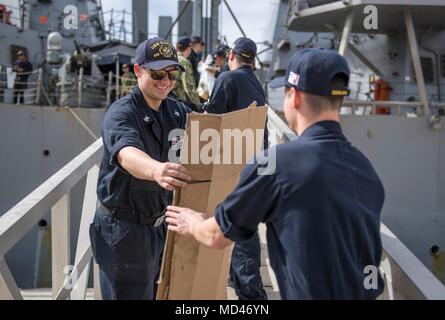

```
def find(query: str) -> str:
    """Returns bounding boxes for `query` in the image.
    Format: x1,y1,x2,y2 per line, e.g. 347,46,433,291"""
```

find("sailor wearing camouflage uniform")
172,37,201,107
120,63,136,97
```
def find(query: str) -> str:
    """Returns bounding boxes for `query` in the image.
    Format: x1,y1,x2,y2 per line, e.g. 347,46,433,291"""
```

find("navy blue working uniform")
215,121,385,299
205,37,268,300
13,54,33,104
91,87,190,300
215,48,385,299
206,65,264,113
90,38,190,300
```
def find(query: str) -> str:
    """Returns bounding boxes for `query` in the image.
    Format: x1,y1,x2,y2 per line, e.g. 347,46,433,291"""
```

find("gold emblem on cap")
159,44,174,58
331,89,350,96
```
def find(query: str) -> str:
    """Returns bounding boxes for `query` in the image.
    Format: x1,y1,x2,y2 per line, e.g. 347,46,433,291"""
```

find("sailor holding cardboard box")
90,38,192,300
203,37,268,301
166,48,386,299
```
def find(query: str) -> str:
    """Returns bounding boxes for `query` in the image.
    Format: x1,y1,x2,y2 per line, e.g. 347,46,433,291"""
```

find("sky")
2,0,280,58
100,0,280,57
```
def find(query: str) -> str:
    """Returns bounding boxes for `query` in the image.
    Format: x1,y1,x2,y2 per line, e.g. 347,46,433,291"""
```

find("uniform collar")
238,65,253,71
131,86,161,116
131,86,182,127
298,120,344,141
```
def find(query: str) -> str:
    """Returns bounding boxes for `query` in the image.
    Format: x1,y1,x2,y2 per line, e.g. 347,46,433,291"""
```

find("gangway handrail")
380,224,445,299
0,138,103,300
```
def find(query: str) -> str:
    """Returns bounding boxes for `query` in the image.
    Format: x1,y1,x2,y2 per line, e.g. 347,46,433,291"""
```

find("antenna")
19,0,27,29
108,9,114,40
119,9,126,42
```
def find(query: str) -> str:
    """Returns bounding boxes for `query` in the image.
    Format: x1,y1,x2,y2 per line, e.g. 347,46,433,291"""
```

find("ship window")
421,57,434,84
412,56,435,84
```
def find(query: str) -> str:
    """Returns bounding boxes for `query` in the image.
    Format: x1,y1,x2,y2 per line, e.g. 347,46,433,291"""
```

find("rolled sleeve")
102,109,145,169
215,204,257,243
214,156,279,242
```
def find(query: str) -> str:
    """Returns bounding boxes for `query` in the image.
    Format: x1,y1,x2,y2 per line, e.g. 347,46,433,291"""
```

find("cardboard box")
157,103,268,300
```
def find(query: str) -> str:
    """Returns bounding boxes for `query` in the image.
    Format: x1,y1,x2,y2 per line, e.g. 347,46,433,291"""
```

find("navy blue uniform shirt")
205,65,265,114
188,50,201,86
97,86,191,218
215,121,385,299
14,60,33,82
205,65,268,149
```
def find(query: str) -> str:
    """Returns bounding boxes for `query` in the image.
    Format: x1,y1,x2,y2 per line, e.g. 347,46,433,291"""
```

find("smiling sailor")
90,37,192,300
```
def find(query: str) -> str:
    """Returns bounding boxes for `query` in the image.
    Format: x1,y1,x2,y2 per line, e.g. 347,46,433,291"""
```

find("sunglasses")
142,66,181,81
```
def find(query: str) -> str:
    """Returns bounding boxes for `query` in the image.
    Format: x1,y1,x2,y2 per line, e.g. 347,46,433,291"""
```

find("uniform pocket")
111,221,151,284
111,218,132,247
89,222,102,265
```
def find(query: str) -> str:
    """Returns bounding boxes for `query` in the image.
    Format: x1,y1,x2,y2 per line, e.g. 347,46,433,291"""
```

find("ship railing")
268,87,445,118
55,67,109,108
1,108,445,300
267,107,445,300
0,64,135,108
53,68,134,108
0,67,43,105
105,72,137,106
0,3,27,28
102,9,132,42
0,139,103,300
342,100,445,117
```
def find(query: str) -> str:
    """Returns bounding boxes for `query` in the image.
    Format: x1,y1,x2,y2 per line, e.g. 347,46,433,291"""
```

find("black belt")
99,203,165,227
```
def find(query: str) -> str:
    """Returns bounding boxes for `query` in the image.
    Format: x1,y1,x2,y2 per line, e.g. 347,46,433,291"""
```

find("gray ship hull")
0,104,104,287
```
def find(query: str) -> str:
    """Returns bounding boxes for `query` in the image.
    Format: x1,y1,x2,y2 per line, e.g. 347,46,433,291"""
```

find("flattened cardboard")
157,104,268,300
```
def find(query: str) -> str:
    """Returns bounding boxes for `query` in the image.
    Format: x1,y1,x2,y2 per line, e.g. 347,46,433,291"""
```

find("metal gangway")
1,109,445,300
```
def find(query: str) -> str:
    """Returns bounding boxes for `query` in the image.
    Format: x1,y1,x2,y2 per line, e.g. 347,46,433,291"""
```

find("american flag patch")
288,71,300,86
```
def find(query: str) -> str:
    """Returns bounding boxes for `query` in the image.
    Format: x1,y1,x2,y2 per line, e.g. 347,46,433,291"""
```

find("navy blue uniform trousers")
89,208,166,300
230,232,267,300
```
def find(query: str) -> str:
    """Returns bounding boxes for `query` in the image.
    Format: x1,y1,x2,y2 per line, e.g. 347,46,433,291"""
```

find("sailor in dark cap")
13,50,33,104
172,37,201,107
166,48,385,300
216,44,231,73
189,35,205,86
204,37,269,300
90,37,192,300
212,48,228,78
204,37,265,115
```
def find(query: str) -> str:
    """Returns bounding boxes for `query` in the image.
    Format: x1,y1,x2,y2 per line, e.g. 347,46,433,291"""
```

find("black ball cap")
269,48,350,97
212,48,226,58
191,35,204,44
135,37,185,71
177,36,192,47
232,37,257,60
